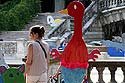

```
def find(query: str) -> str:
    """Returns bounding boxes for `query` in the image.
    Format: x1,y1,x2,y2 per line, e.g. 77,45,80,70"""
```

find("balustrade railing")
87,46,125,83
83,1,97,26
88,59,125,83
98,0,125,11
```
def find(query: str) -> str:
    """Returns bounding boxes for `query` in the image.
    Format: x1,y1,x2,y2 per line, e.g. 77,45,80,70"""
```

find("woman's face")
29,32,38,41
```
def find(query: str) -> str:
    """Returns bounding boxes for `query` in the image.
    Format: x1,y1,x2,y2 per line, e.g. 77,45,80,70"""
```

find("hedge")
0,0,41,31
0,0,20,12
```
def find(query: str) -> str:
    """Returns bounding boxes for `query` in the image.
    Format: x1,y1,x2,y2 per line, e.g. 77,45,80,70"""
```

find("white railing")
83,1,98,33
98,0,125,11
83,1,97,26
88,59,125,83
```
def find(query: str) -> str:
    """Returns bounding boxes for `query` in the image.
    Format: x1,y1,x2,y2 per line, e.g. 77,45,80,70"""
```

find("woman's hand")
52,65,61,78
52,73,58,78
24,71,27,79
24,71,30,79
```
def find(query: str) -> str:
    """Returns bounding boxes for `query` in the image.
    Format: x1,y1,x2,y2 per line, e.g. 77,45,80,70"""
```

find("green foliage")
6,11,20,30
0,0,21,12
0,11,8,31
0,0,41,31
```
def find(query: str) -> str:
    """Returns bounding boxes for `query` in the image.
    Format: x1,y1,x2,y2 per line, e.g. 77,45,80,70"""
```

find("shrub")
0,0,41,31
0,11,8,31
0,0,21,11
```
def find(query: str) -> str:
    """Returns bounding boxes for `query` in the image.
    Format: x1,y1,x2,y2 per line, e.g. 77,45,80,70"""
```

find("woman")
25,25,50,83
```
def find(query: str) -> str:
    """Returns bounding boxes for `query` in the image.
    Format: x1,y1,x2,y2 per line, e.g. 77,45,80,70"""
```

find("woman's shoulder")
28,41,38,47
41,40,50,48
27,42,33,49
28,42,33,46
42,40,49,46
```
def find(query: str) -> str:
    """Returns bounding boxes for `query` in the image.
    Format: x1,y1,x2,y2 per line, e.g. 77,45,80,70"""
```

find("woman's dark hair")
30,25,45,38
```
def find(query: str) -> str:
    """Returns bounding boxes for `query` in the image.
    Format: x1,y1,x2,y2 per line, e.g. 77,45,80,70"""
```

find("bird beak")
59,9,68,14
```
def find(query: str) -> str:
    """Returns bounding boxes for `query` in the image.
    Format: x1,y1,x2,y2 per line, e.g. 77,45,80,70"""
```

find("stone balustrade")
98,0,125,11
88,57,125,83
83,1,97,26
87,44,125,83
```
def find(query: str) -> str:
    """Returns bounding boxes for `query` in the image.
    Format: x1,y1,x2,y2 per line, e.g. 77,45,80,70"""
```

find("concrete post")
16,38,27,59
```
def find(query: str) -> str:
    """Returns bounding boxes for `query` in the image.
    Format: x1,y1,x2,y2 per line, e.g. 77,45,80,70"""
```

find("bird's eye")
17,72,19,76
9,73,13,78
74,5,77,10
49,18,51,21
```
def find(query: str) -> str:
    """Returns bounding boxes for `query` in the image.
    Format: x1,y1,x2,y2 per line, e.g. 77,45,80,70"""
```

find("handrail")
98,0,125,11
83,1,98,33
83,1,97,25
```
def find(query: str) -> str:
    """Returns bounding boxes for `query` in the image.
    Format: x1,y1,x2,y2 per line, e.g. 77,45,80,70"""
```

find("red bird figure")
51,1,100,83
51,48,100,63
